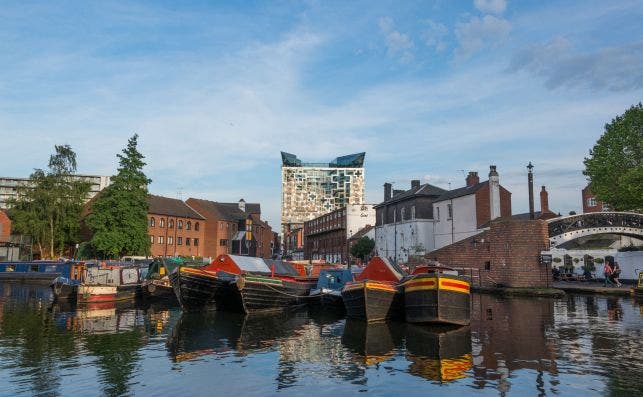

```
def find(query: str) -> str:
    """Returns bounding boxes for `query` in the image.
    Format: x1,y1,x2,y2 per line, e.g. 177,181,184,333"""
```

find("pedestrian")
603,261,614,287
612,262,622,287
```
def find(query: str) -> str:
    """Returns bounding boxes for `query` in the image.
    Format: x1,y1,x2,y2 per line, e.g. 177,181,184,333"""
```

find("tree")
583,103,643,211
8,145,90,258
350,236,375,264
87,134,151,258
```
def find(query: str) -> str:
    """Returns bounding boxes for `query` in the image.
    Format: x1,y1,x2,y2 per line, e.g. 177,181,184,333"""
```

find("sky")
1,0,642,231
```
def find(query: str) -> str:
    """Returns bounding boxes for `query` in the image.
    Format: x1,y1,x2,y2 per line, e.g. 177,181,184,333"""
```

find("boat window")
30,264,39,272
6,265,14,272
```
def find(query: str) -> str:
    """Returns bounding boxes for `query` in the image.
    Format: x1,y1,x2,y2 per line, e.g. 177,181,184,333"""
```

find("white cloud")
378,17,414,62
474,0,507,15
454,14,511,60
422,19,448,52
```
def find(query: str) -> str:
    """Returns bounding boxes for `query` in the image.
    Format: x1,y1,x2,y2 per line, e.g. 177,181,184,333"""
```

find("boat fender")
236,277,245,291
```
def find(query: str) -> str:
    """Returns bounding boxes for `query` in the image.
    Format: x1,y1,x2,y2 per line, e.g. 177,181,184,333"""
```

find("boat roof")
356,257,406,282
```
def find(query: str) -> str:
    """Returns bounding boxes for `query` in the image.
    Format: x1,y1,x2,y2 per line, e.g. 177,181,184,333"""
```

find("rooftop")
374,183,447,208
187,198,261,222
281,151,365,168
148,195,205,219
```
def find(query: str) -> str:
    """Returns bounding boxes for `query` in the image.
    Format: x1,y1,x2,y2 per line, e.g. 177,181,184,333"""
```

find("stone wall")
427,218,551,288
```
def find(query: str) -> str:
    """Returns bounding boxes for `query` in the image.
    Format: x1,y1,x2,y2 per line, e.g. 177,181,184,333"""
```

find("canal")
0,283,641,396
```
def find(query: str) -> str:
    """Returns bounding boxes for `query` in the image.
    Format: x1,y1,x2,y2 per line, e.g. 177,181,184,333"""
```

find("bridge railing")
548,212,642,237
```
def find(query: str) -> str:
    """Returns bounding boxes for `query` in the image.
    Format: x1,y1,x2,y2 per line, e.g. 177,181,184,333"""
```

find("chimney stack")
489,165,501,221
384,183,392,201
411,179,420,190
540,186,549,214
466,171,479,187
238,198,246,212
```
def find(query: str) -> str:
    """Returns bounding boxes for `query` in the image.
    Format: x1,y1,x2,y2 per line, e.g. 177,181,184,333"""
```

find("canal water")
0,283,641,397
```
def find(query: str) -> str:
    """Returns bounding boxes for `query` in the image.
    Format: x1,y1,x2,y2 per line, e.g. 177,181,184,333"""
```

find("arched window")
186,221,191,230
160,218,165,228
195,222,200,231
150,217,155,227
169,219,174,228
178,220,183,229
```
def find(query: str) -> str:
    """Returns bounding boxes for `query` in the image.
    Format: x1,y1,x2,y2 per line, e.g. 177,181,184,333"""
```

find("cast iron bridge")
547,212,643,248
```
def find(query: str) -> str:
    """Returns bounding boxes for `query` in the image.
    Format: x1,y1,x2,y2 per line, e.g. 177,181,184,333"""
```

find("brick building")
427,218,551,288
284,227,304,260
304,204,375,263
0,209,10,242
147,195,205,257
582,184,610,213
186,198,274,259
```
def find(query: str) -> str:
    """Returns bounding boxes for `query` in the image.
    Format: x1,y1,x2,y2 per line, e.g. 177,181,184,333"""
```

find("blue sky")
1,0,642,230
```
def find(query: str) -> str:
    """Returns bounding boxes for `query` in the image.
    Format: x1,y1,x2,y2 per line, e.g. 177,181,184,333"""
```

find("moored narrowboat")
403,266,471,325
77,266,142,304
0,260,82,284
309,268,357,308
227,272,317,314
142,257,194,302
341,257,406,322
632,272,643,298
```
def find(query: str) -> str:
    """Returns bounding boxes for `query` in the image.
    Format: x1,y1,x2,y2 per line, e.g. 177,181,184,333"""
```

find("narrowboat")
141,257,191,301
309,268,356,307
77,266,142,304
0,260,82,284
341,257,406,322
403,265,471,326
405,325,472,382
632,271,643,298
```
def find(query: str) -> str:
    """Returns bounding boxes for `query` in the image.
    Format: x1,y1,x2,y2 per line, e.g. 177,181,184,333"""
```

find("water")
0,283,641,397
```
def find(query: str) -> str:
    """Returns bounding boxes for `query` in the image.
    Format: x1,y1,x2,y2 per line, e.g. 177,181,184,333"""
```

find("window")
186,221,191,230
150,235,154,243
485,261,491,270
186,238,191,246
436,207,440,221
381,212,384,224
168,236,174,245
401,208,406,221
169,219,174,228
601,204,610,211
219,239,228,246
150,217,155,227
160,218,165,228
158,236,164,244
177,237,183,245
194,238,199,246
587,198,597,207
178,220,183,229
195,222,200,231
220,222,223,229
411,206,416,220
447,204,453,220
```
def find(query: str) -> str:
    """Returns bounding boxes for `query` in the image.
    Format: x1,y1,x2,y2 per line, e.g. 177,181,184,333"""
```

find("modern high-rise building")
281,151,366,237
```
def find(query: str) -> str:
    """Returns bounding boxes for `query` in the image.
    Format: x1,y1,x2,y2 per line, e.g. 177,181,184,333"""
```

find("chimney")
411,179,420,190
384,183,392,201
466,171,479,187
238,198,246,212
540,186,549,214
489,165,501,221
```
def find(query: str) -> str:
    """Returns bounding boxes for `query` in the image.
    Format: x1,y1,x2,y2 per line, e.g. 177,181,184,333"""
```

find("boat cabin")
206,254,301,278
356,257,406,283
411,265,459,276
316,268,355,291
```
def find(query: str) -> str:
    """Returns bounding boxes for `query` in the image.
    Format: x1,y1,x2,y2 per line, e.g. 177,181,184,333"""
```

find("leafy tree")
350,236,375,263
8,145,90,258
583,103,643,211
87,134,151,258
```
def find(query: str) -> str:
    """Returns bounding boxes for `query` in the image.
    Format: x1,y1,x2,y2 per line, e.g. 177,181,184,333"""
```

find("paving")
553,281,633,296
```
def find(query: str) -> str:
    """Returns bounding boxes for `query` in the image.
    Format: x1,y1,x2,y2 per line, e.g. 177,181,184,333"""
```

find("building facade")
284,227,304,260
0,174,111,209
147,195,206,257
281,152,366,239
582,185,610,213
186,198,274,260
303,204,375,263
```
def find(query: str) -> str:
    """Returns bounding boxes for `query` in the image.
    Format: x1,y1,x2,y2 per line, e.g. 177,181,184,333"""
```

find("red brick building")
147,195,206,257
186,198,274,259
284,227,304,260
0,209,11,242
582,184,610,213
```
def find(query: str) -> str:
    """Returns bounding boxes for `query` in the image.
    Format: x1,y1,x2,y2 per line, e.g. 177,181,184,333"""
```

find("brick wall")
147,214,205,257
0,210,11,241
427,218,551,288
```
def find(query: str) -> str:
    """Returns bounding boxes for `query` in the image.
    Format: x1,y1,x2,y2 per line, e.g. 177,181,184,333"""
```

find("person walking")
612,262,622,287
603,261,614,287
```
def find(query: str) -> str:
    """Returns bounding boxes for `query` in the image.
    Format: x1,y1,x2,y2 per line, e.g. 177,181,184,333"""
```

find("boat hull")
77,284,139,304
170,267,233,311
403,274,471,326
142,279,177,302
341,281,403,322
51,277,78,301
225,274,316,314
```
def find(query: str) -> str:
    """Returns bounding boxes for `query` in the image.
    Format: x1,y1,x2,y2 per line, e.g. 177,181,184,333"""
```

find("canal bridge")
547,212,643,248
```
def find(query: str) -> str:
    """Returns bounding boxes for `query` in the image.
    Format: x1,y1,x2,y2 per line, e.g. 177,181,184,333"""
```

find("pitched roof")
349,225,374,240
186,198,261,222
147,195,205,219
374,183,447,208
433,181,488,203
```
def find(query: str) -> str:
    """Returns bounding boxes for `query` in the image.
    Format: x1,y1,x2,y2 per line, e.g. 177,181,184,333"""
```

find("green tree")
350,236,375,264
87,134,151,258
583,103,643,211
8,145,90,258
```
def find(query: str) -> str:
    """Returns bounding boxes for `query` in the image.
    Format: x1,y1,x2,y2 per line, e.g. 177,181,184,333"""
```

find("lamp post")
527,162,535,220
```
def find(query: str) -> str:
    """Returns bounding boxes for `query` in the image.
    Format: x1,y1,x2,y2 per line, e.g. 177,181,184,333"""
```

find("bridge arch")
547,212,643,248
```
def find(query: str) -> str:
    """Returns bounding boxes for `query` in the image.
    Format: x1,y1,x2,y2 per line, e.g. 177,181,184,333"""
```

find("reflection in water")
1,282,642,396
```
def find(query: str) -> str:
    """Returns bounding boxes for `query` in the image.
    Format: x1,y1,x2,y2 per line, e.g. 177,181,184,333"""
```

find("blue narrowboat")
0,261,85,284
309,268,358,308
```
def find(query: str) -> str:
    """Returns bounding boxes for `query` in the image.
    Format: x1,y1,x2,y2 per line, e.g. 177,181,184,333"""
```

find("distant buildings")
281,151,366,246
0,174,111,209
582,184,611,213
303,204,375,263
0,210,10,242
147,195,206,257
375,166,512,264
